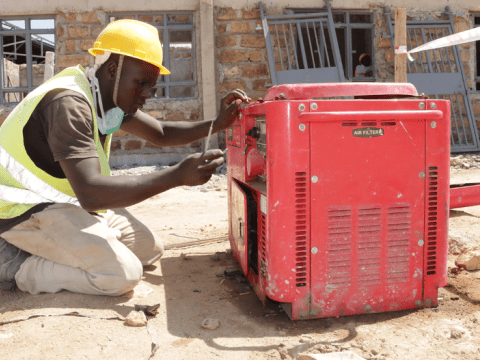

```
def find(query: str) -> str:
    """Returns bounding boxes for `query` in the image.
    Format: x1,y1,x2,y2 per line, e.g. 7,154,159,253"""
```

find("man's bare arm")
59,150,224,212
120,111,218,147
120,90,250,147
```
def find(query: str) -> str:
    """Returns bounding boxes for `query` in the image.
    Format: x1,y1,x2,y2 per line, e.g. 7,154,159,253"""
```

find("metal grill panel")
295,172,308,287
260,2,345,86
326,207,353,288
386,204,411,282
260,213,267,279
357,206,382,286
426,166,438,275
386,7,480,152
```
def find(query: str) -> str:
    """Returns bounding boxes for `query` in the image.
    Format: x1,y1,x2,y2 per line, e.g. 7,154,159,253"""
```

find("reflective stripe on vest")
0,144,79,205
0,65,111,218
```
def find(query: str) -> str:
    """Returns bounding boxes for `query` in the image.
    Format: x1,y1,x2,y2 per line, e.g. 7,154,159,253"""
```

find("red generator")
226,83,451,320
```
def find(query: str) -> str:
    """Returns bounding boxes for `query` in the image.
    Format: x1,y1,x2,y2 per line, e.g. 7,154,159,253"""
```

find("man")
0,20,248,295
354,53,373,78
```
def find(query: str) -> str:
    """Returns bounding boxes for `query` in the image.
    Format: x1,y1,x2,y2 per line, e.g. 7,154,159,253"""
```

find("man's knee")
91,256,143,296
139,232,164,266
152,233,165,259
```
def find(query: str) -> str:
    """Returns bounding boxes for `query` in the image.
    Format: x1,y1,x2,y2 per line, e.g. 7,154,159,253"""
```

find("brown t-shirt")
0,89,111,233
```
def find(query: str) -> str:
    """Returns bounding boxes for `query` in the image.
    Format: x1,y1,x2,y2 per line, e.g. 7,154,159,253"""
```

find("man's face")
116,56,160,115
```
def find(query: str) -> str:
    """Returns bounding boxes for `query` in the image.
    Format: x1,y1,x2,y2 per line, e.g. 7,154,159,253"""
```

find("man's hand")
173,150,224,186
214,89,251,132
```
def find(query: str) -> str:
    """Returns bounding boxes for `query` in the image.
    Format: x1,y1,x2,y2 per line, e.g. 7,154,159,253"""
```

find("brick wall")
1,6,480,154
215,6,272,102
215,5,480,133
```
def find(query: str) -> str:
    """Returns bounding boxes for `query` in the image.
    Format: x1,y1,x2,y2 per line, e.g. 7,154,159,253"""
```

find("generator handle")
298,110,443,121
450,185,480,209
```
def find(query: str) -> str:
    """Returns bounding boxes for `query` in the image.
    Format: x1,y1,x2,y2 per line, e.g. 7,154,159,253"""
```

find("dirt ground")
1,174,480,360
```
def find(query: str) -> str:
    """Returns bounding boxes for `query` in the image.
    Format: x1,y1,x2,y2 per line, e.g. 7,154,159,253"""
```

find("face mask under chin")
97,106,125,135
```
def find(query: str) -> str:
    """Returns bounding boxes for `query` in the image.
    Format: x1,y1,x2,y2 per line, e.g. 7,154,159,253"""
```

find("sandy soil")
1,176,480,360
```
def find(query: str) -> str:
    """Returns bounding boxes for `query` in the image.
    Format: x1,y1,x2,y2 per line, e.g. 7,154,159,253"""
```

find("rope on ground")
146,320,160,360
165,235,228,250
0,311,125,327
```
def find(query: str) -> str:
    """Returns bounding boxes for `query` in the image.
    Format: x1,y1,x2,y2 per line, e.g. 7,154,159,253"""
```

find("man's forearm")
158,119,220,147
120,111,222,148
66,161,183,212
60,151,224,212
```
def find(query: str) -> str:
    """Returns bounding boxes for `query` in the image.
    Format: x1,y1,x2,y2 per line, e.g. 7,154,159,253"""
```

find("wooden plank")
394,8,407,83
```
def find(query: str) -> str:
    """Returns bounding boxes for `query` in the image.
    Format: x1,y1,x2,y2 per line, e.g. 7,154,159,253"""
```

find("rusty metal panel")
386,7,480,152
260,1,345,86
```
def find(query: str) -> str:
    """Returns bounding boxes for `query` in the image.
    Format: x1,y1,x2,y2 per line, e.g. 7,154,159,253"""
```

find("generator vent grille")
295,172,308,287
260,214,267,279
326,206,353,288
426,166,438,275
357,205,382,286
386,204,411,282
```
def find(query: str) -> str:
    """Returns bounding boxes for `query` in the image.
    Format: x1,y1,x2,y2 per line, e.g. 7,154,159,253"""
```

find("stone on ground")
455,247,480,270
296,351,366,360
201,318,220,330
125,310,147,327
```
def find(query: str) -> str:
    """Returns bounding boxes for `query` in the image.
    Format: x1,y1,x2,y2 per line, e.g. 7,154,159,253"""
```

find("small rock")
448,228,471,255
125,311,147,327
296,351,366,360
277,344,291,360
211,254,221,261
455,247,480,270
450,157,463,166
371,349,379,355
323,320,333,328
299,334,314,343
450,326,466,339
201,318,220,330
193,289,201,293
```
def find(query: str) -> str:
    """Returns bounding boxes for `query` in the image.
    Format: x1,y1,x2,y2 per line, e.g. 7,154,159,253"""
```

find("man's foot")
0,237,30,290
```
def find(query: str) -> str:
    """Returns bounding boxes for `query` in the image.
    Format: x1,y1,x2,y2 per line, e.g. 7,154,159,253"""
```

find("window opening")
109,12,196,99
0,17,55,104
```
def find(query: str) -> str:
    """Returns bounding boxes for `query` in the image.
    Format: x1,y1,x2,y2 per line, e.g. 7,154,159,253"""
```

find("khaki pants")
1,203,164,296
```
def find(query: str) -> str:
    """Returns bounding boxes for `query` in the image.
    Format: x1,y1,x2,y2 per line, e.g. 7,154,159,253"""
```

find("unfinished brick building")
1,0,480,164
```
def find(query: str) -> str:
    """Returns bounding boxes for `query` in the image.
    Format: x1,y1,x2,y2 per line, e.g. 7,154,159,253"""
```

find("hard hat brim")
88,48,171,75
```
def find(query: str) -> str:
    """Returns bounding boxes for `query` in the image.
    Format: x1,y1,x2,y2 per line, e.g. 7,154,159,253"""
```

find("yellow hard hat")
88,19,170,75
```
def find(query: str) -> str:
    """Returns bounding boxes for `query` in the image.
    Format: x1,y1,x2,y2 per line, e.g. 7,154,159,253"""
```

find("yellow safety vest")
0,65,112,219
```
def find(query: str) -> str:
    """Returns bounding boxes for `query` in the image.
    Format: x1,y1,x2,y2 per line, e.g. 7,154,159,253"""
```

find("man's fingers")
201,149,223,161
223,89,250,105
198,157,224,171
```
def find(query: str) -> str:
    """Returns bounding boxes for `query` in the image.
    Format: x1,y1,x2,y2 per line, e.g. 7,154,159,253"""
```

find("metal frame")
109,12,196,99
260,1,345,86
293,8,375,81
0,16,55,104
475,15,480,92
386,7,480,152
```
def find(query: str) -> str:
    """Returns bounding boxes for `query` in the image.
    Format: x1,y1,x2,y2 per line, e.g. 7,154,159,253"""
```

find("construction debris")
201,318,220,330
455,247,480,270
125,310,147,327
134,304,160,316
296,351,366,360
0,311,125,327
